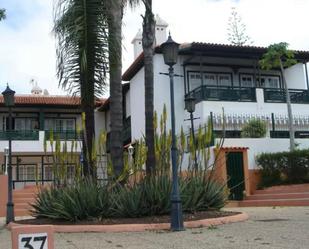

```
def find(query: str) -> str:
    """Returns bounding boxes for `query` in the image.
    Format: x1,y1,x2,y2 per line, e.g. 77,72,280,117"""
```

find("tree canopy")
259,42,297,151
227,7,252,46
259,42,297,70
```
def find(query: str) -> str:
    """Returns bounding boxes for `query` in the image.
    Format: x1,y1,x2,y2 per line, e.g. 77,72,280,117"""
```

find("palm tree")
53,0,109,177
107,0,152,177
0,8,6,21
106,0,124,176
142,0,156,174
260,42,297,151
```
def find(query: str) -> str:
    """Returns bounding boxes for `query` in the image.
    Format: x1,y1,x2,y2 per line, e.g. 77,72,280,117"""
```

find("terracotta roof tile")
122,42,309,81
0,95,106,107
220,147,249,151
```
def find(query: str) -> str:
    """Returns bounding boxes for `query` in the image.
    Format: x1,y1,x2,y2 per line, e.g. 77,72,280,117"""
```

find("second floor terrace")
180,43,309,105
0,94,85,142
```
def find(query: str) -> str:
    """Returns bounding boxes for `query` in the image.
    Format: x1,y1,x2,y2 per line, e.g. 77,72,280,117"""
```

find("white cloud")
0,0,63,95
123,0,309,69
1,0,309,95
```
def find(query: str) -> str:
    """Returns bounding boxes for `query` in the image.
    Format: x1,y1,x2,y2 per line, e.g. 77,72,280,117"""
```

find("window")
218,74,232,87
188,72,202,91
45,118,75,131
55,119,63,131
204,73,216,86
188,71,233,91
14,118,38,131
240,74,254,87
66,120,74,131
44,166,53,181
258,76,280,88
19,165,36,181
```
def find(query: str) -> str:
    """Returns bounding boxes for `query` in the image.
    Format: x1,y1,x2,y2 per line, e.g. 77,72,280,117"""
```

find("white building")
118,16,309,197
0,84,105,188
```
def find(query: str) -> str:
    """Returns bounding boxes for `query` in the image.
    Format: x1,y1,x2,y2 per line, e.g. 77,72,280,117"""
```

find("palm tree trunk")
83,104,96,177
280,59,295,151
142,0,156,175
107,0,124,176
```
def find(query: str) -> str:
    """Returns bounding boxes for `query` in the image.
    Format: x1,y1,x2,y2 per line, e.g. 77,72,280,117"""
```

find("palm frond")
53,0,109,101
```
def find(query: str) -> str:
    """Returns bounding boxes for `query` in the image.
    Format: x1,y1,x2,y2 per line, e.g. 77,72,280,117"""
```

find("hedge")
256,149,309,188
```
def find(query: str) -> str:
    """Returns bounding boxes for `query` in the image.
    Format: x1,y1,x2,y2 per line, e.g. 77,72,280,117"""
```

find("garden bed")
16,210,239,225
11,211,248,233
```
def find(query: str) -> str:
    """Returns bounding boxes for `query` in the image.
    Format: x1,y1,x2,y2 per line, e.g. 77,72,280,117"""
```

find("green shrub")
142,175,172,215
256,149,309,188
241,119,267,138
32,179,110,221
181,175,228,212
32,174,228,221
111,184,144,218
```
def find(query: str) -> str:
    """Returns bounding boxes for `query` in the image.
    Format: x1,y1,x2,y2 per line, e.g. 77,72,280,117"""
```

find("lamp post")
161,33,184,231
128,144,134,168
185,96,198,171
4,147,9,175
2,84,15,224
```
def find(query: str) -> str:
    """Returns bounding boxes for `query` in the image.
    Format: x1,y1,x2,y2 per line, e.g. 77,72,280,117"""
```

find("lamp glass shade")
128,145,134,155
2,85,15,107
185,96,196,113
161,34,179,66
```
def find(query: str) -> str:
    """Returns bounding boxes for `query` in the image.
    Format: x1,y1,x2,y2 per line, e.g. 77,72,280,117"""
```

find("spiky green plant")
32,179,110,221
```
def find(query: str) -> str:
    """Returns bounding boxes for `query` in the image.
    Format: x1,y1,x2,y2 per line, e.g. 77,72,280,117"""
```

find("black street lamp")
2,84,15,224
161,33,184,231
184,95,198,171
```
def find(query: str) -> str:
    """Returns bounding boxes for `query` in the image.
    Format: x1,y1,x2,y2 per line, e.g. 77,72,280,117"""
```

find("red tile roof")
122,42,309,81
220,147,249,151
0,95,106,107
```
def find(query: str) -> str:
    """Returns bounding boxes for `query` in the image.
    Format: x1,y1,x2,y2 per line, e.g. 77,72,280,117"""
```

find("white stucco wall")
130,54,187,140
222,138,309,170
127,52,309,175
129,54,309,143
130,66,145,140
154,55,186,135
95,110,105,137
125,91,131,118
0,131,81,153
285,63,307,89
198,92,309,122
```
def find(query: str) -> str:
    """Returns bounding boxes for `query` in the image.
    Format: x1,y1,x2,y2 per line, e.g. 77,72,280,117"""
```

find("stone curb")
8,212,248,233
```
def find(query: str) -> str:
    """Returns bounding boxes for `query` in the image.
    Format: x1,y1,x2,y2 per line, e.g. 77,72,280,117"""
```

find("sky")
0,0,309,96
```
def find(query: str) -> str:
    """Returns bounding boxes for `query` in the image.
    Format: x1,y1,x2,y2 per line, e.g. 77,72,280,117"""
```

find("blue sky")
0,1,44,29
1,0,309,96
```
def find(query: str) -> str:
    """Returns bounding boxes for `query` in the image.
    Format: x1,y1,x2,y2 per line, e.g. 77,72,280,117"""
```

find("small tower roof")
131,29,142,43
155,14,168,27
31,81,42,95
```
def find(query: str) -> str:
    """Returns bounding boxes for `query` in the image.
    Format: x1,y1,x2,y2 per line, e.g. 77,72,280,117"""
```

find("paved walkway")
1,207,309,249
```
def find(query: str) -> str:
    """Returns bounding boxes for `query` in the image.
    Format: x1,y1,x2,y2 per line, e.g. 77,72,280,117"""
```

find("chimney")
131,15,169,60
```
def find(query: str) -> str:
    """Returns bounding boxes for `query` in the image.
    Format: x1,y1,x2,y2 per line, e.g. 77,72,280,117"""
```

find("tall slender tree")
227,7,252,46
106,0,140,176
142,0,156,175
53,0,109,177
106,0,124,176
260,42,297,151
0,8,6,21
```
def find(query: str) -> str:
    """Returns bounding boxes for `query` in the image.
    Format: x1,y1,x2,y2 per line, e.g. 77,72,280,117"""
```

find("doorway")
226,151,245,200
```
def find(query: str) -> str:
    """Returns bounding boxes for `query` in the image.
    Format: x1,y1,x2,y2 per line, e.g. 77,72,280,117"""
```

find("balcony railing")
264,88,309,103
45,130,82,140
0,130,39,140
186,86,256,103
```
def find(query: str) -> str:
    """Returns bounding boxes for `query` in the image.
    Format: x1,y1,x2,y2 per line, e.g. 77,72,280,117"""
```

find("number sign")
18,233,48,249
11,225,54,249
